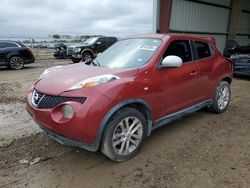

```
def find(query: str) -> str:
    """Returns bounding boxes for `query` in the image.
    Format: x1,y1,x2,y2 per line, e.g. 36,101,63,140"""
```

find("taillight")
27,48,32,53
27,47,33,54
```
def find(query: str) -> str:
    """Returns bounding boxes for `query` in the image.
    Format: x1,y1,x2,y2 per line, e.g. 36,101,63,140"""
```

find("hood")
35,64,138,95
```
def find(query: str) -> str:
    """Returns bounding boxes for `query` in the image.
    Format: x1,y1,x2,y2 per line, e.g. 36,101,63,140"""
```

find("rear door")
106,37,117,47
192,41,214,100
95,37,108,53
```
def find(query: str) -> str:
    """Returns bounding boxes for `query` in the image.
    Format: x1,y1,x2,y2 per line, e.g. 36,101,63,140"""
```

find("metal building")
153,0,250,51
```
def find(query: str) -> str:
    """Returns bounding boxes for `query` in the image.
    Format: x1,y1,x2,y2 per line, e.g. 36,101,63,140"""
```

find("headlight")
38,66,63,80
75,48,81,53
67,74,120,91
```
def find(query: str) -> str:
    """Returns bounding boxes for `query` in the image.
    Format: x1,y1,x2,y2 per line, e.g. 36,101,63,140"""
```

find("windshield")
94,38,162,68
84,37,99,45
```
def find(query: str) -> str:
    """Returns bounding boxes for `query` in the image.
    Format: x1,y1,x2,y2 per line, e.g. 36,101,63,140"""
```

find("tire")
208,81,231,114
8,56,24,70
101,107,147,162
81,52,93,63
71,58,81,63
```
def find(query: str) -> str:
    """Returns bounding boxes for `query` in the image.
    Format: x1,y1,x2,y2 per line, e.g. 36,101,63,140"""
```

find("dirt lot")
0,59,250,188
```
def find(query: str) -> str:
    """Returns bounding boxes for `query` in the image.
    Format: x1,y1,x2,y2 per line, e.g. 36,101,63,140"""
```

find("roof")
127,33,167,39
126,33,216,45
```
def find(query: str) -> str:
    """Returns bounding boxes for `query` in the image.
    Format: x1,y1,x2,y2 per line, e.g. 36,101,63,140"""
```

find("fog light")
61,104,74,119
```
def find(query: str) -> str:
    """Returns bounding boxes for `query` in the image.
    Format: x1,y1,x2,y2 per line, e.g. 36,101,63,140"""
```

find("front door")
155,40,202,116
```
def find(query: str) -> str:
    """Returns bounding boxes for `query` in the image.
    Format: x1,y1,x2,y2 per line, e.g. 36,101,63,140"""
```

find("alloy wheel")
9,56,24,70
217,85,230,110
82,54,92,63
112,116,143,156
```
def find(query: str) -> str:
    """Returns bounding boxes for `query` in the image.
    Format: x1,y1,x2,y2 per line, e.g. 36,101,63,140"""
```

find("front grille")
32,90,86,109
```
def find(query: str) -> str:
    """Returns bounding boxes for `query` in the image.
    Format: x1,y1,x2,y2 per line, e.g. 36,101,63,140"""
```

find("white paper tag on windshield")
137,45,157,51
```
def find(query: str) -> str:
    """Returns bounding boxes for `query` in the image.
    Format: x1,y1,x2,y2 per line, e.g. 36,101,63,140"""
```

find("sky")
0,0,153,38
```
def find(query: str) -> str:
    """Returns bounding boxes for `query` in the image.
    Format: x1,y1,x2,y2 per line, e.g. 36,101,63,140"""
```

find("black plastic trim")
38,124,97,152
152,100,212,131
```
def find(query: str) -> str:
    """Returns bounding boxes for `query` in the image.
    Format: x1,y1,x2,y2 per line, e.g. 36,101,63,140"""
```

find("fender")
6,52,21,62
92,98,153,151
81,48,95,57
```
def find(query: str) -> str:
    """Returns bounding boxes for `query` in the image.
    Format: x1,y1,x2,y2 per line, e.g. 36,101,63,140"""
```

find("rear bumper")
24,57,35,64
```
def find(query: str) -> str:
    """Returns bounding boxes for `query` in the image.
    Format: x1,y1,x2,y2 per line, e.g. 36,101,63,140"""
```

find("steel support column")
159,0,172,33
228,0,244,40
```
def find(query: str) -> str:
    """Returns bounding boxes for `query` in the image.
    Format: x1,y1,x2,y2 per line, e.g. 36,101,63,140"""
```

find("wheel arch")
210,75,232,101
221,76,232,85
81,49,94,57
7,52,22,62
93,98,153,151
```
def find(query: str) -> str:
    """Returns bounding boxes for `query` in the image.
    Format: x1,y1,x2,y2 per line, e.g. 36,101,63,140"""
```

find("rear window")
194,41,212,59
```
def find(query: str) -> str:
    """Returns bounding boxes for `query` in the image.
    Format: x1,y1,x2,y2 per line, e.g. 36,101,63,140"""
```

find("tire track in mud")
0,82,26,104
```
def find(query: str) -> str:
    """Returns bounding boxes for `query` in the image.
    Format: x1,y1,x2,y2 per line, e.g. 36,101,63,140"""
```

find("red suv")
26,34,233,162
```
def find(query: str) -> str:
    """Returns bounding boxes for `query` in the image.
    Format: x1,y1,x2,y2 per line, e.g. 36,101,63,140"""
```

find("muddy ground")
0,59,250,188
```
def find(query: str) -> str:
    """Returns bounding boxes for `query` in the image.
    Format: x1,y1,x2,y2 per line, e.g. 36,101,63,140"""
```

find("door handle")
190,71,198,76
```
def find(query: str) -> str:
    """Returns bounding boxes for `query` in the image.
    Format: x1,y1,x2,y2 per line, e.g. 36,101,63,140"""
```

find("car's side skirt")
0,61,7,66
152,100,212,131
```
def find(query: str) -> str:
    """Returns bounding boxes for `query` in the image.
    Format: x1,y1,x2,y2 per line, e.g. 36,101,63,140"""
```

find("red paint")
26,34,233,145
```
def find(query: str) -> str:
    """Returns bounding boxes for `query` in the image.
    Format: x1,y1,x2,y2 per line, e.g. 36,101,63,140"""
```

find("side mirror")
161,55,183,68
97,41,101,45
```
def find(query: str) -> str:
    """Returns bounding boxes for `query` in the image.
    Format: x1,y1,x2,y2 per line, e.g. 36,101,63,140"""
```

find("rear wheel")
101,107,147,162
8,56,24,70
208,81,231,113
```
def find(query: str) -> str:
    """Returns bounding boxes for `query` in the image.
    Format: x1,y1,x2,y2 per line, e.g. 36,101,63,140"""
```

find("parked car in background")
26,34,232,162
223,40,250,58
67,36,117,63
54,44,67,59
47,44,56,49
223,40,250,77
0,40,35,70
231,54,250,76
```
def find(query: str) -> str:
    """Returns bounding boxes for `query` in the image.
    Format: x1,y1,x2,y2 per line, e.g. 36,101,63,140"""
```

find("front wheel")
81,52,93,63
71,58,81,63
208,81,231,113
101,107,147,162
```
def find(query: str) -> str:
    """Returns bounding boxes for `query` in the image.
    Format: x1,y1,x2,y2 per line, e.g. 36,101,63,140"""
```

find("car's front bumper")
38,123,97,151
24,57,35,64
26,87,114,151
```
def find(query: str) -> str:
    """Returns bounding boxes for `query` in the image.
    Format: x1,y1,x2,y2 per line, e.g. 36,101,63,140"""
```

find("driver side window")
163,40,192,63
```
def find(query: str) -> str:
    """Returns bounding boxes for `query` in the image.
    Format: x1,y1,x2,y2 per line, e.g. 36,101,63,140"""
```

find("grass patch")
35,53,53,57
